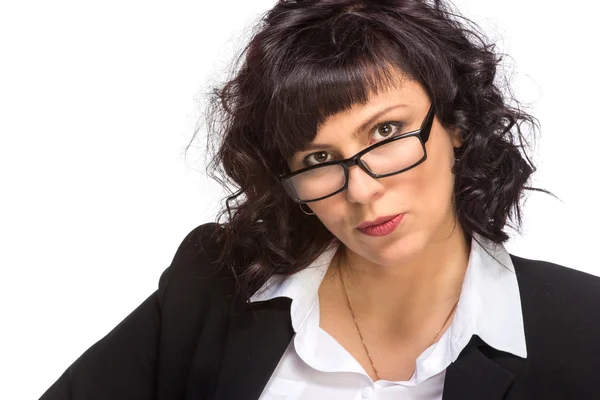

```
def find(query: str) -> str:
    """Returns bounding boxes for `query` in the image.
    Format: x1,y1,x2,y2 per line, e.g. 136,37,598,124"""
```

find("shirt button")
362,386,374,398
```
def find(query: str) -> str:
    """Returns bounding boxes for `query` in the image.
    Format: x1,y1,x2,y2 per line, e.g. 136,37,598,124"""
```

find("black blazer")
39,223,600,400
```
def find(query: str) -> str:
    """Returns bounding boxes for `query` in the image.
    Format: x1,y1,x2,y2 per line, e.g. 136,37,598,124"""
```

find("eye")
302,151,332,167
301,120,406,167
370,121,404,143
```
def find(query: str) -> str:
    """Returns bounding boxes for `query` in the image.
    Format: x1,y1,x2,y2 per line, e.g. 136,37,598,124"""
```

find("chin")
382,229,429,262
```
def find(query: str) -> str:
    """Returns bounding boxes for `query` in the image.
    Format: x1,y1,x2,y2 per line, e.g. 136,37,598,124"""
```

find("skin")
288,77,471,382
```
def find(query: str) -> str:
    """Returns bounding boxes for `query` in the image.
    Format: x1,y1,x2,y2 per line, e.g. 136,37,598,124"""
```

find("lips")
357,214,401,229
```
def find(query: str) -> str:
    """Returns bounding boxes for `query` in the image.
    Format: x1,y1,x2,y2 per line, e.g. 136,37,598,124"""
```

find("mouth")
356,214,402,229
356,214,405,237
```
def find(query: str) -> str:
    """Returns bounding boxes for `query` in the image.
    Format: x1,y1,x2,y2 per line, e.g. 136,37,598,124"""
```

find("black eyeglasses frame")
278,103,436,204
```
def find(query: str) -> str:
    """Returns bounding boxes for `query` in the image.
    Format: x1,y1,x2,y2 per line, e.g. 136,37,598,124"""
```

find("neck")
331,224,471,342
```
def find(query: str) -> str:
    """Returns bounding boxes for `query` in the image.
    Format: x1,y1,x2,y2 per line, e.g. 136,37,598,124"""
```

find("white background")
1,1,599,398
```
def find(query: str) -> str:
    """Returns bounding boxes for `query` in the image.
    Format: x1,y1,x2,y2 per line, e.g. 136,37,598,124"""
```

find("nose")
345,163,384,204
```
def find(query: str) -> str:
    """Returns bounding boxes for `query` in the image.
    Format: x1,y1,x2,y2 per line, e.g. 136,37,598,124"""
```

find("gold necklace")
339,267,460,381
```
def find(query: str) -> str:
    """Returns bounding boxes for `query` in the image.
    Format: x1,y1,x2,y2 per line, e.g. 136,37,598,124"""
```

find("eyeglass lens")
285,135,424,202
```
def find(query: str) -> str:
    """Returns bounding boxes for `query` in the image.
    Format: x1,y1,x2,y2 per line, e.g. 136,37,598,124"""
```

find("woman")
40,0,600,399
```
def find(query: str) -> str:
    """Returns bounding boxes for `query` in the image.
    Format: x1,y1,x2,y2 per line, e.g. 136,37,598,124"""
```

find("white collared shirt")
250,233,527,400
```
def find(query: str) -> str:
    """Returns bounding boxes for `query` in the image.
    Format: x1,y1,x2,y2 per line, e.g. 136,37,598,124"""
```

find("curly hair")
189,0,553,299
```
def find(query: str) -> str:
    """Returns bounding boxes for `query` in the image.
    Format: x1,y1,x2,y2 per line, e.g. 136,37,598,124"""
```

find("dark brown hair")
188,0,552,299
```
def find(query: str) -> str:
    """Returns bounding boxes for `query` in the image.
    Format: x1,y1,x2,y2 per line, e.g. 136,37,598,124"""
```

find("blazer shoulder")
510,253,600,299
500,256,600,400
158,222,235,305
510,253,600,353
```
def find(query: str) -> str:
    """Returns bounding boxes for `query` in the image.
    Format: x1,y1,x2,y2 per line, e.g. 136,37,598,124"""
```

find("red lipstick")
357,214,404,237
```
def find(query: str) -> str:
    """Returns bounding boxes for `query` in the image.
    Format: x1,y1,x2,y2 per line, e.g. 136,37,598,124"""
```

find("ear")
449,126,463,148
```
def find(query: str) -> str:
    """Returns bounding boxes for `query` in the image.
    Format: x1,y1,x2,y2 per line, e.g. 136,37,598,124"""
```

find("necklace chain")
339,267,460,381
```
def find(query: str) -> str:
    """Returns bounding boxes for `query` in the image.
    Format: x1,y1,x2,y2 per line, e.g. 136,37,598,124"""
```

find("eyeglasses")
278,103,435,203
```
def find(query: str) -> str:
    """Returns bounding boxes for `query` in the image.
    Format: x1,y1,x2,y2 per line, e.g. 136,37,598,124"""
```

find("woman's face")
287,78,463,268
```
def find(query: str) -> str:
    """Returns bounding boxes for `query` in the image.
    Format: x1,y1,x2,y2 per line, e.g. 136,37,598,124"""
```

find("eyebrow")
301,104,409,152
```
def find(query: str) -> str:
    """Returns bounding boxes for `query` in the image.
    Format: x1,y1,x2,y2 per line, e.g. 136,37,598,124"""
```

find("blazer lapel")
443,336,514,400
211,297,295,400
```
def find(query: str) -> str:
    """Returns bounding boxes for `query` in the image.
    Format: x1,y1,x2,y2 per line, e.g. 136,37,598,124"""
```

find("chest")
319,312,423,381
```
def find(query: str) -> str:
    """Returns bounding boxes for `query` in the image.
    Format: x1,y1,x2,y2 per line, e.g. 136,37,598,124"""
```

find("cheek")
308,197,346,228
418,151,455,218
395,146,454,223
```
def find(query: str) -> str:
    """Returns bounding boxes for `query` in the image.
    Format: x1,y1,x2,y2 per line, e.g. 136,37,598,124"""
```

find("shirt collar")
248,233,527,359
248,239,338,332
453,234,528,359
